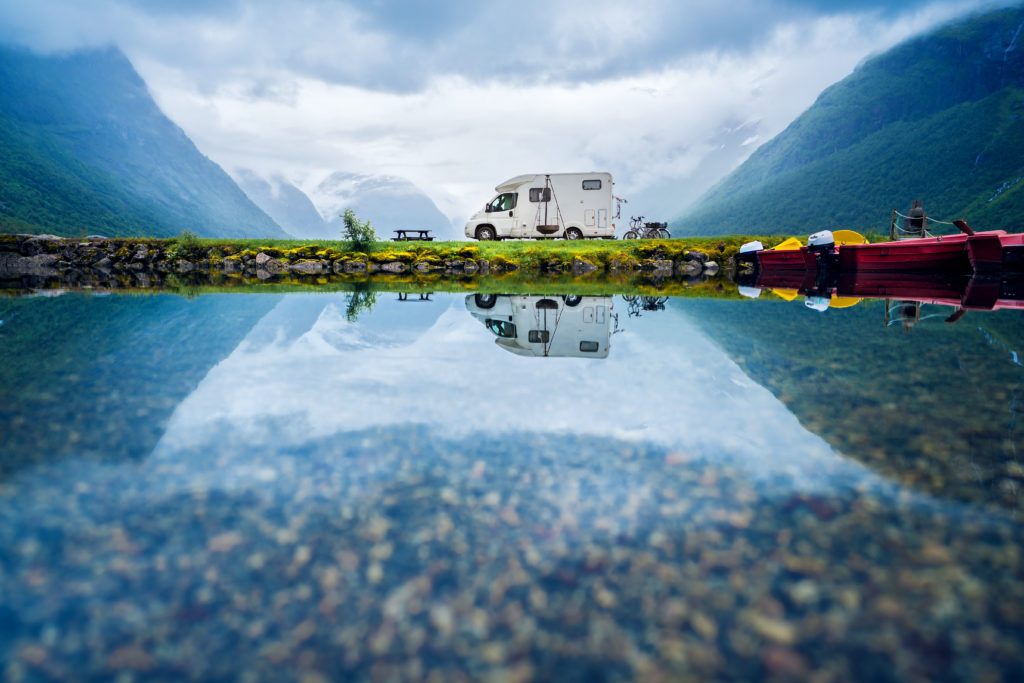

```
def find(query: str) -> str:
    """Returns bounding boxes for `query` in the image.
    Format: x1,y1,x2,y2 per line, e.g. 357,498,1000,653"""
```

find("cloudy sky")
0,0,1010,223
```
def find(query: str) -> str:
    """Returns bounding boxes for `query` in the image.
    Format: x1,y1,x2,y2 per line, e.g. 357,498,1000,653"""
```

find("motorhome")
464,173,615,240
464,294,613,358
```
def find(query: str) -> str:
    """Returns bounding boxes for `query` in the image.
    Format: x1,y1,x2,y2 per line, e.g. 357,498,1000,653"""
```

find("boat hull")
837,235,971,273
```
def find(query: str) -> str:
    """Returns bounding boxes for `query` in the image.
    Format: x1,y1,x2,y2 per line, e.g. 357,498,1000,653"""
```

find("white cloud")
0,0,1004,223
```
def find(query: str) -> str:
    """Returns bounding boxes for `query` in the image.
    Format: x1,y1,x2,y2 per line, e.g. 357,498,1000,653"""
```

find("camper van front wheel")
476,226,497,241
474,294,497,309
565,228,583,240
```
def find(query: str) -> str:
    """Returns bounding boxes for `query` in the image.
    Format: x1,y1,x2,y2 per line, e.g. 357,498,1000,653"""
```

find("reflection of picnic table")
393,229,433,241
397,292,433,302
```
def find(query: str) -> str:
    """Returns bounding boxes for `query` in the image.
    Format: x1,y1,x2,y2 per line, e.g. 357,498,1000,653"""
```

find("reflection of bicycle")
623,216,670,240
622,295,668,317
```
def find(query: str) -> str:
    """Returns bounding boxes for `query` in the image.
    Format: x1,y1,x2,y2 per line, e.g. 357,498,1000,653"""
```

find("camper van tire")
475,226,497,241
563,295,583,307
474,294,497,309
565,228,583,240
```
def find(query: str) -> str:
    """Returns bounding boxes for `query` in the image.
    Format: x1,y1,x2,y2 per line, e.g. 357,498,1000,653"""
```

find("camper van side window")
528,330,550,344
582,179,602,190
579,341,600,353
529,188,551,202
486,193,517,212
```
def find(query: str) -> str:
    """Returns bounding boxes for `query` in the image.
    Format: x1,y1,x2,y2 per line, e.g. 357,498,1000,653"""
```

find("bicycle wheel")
659,228,671,239
624,230,639,240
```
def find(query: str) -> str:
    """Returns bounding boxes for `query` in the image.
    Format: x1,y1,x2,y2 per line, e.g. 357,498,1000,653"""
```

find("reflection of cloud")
155,294,842,486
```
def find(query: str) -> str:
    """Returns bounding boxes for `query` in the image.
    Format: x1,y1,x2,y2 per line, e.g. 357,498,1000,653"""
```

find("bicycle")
623,216,671,240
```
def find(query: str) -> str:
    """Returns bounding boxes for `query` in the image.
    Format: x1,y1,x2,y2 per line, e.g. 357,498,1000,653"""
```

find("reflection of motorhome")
464,173,614,240
464,294,613,358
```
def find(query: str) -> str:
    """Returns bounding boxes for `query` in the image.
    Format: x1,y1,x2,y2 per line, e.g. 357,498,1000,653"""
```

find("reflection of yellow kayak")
769,288,800,301
829,295,861,308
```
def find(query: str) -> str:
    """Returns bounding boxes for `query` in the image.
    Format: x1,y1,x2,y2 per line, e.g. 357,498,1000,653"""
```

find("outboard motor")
807,230,834,253
736,240,764,286
806,230,838,292
804,295,830,312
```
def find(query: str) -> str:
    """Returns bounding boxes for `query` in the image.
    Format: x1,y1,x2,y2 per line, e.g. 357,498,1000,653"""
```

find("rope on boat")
892,209,957,226
892,224,934,237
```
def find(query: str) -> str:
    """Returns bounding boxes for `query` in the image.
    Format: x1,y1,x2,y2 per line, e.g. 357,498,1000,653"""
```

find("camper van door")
484,191,518,237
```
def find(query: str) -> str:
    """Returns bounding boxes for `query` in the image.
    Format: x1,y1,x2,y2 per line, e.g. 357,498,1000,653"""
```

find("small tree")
341,209,376,251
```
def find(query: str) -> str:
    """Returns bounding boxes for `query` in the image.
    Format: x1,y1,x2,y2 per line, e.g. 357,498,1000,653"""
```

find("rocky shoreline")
0,234,723,288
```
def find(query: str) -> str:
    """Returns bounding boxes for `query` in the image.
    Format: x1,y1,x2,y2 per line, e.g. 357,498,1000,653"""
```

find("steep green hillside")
675,5,1024,236
0,46,287,239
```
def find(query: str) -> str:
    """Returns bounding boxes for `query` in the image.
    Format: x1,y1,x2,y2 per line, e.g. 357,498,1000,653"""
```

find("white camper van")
464,294,613,358
465,173,615,240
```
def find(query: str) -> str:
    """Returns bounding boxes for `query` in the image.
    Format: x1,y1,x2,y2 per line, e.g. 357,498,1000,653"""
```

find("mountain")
233,170,327,239
673,5,1024,237
0,45,287,239
235,169,455,241
311,172,454,240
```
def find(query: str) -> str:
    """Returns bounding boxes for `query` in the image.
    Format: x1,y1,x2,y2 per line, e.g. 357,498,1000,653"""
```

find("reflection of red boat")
834,271,1024,312
744,268,1024,314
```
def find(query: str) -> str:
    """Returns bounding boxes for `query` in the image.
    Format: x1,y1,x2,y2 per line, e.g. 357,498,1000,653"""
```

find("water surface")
1,290,1022,681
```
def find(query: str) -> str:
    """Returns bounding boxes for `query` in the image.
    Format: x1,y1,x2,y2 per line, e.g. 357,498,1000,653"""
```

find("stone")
685,250,709,263
380,261,408,273
676,260,703,276
0,253,58,277
572,257,598,275
341,260,367,273
221,257,241,273
255,252,272,266
703,261,720,274
174,259,194,273
288,260,323,274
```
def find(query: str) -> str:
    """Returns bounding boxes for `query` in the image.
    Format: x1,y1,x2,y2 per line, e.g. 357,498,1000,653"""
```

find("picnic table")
392,229,434,241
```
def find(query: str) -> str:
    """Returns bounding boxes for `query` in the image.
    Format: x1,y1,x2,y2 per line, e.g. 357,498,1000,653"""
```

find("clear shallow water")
0,290,1022,681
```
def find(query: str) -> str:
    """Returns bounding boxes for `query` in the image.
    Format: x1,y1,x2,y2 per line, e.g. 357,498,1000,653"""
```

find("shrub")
341,209,377,252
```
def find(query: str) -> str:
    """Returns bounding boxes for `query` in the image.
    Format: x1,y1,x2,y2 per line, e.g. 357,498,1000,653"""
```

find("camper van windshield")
485,319,516,338
486,193,517,212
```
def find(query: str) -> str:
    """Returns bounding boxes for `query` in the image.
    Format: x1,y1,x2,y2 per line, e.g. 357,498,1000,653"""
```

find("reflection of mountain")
0,293,281,476
156,294,842,488
676,297,1024,512
465,294,614,358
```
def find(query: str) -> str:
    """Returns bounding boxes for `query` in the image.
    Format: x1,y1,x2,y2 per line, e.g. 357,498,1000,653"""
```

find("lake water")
1,288,1022,681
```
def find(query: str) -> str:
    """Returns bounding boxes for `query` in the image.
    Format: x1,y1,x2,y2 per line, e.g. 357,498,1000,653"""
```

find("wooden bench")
393,229,434,241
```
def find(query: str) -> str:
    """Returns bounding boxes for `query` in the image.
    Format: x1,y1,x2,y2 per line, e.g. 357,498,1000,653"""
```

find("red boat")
965,230,1024,272
743,221,1024,278
837,233,972,273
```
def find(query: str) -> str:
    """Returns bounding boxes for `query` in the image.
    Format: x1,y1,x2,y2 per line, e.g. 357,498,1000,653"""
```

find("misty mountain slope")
0,45,287,238
233,170,327,239
236,170,455,240
674,5,1024,236
312,172,453,240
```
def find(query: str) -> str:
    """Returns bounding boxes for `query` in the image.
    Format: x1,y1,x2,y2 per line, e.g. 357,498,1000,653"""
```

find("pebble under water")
0,290,1022,681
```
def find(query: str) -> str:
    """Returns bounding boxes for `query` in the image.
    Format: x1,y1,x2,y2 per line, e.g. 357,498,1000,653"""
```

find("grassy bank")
210,234,787,269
